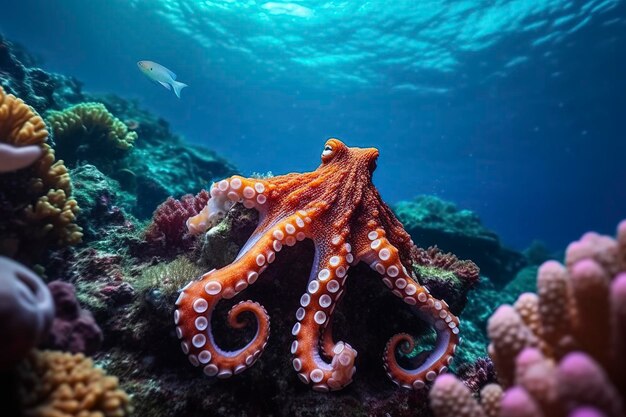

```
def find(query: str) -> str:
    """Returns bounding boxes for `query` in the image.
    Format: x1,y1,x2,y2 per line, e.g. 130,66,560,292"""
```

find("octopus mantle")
174,139,460,391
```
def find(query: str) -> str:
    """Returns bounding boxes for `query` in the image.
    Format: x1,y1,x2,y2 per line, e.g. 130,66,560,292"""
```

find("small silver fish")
137,60,188,98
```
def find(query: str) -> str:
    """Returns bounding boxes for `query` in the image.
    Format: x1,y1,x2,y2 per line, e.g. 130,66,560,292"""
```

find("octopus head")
320,138,379,175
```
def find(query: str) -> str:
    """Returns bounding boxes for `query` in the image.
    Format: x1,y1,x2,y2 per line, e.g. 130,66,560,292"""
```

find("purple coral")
0,256,54,370
456,357,497,394
44,280,103,355
430,219,626,417
144,189,210,252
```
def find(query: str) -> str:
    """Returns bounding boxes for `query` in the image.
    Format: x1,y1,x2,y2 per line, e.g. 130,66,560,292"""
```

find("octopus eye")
321,145,334,160
322,139,345,162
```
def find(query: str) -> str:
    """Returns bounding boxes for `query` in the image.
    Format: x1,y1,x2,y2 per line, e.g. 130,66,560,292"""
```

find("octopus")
174,139,460,391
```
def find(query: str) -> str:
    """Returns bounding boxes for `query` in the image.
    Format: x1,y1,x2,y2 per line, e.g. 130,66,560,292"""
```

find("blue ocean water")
1,0,625,250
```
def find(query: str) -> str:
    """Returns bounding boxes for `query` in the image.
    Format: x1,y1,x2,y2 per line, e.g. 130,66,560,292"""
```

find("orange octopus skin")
175,139,460,391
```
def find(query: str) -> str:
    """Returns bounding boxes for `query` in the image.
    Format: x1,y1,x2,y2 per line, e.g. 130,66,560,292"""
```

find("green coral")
135,256,203,298
413,264,458,283
44,103,137,175
46,102,137,150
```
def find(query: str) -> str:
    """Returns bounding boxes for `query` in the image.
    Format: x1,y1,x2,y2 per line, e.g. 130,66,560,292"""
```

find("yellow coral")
46,102,137,151
0,89,48,146
0,86,82,260
17,350,132,417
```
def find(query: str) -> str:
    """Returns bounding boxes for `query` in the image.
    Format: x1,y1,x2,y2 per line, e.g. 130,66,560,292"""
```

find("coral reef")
2,38,235,233
395,195,526,285
6,34,609,417
198,203,259,269
70,164,136,242
0,256,54,370
430,374,502,417
44,280,103,355
65,170,482,416
0,35,84,113
91,94,236,219
135,256,204,298
429,220,626,417
0,85,82,263
15,350,131,417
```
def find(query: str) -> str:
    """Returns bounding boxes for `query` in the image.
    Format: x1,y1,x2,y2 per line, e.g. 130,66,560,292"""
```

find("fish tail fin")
172,80,188,98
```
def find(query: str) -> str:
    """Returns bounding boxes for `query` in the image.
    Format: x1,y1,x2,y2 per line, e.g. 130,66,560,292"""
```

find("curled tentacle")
175,264,270,378
386,333,416,356
362,228,459,389
291,239,358,392
176,209,312,378
228,300,262,329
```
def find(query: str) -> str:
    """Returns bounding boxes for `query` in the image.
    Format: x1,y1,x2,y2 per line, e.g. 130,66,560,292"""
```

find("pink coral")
44,280,103,354
144,189,210,252
430,219,626,417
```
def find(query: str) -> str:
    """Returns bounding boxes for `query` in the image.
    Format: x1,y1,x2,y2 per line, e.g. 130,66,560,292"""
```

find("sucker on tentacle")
362,228,459,389
290,242,358,391
175,138,468,392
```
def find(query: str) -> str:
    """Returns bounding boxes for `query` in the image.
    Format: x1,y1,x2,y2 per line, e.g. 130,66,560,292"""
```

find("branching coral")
144,189,210,254
0,86,48,145
17,350,132,417
0,86,82,262
429,220,626,417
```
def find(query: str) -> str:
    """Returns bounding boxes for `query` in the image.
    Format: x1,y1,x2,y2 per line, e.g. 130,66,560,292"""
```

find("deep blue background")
2,0,625,250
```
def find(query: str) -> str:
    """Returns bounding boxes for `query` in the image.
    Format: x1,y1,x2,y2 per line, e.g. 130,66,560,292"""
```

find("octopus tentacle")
175,213,311,378
187,175,272,235
291,240,358,392
174,253,270,378
319,274,351,359
362,228,459,390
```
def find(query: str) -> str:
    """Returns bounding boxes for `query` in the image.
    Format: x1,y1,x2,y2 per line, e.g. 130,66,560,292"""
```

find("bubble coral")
16,350,132,417
0,256,54,370
0,86,82,262
429,219,626,417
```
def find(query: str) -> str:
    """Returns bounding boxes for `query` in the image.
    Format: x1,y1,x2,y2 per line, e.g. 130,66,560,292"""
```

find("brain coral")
45,102,137,169
17,350,132,417
0,86,82,262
